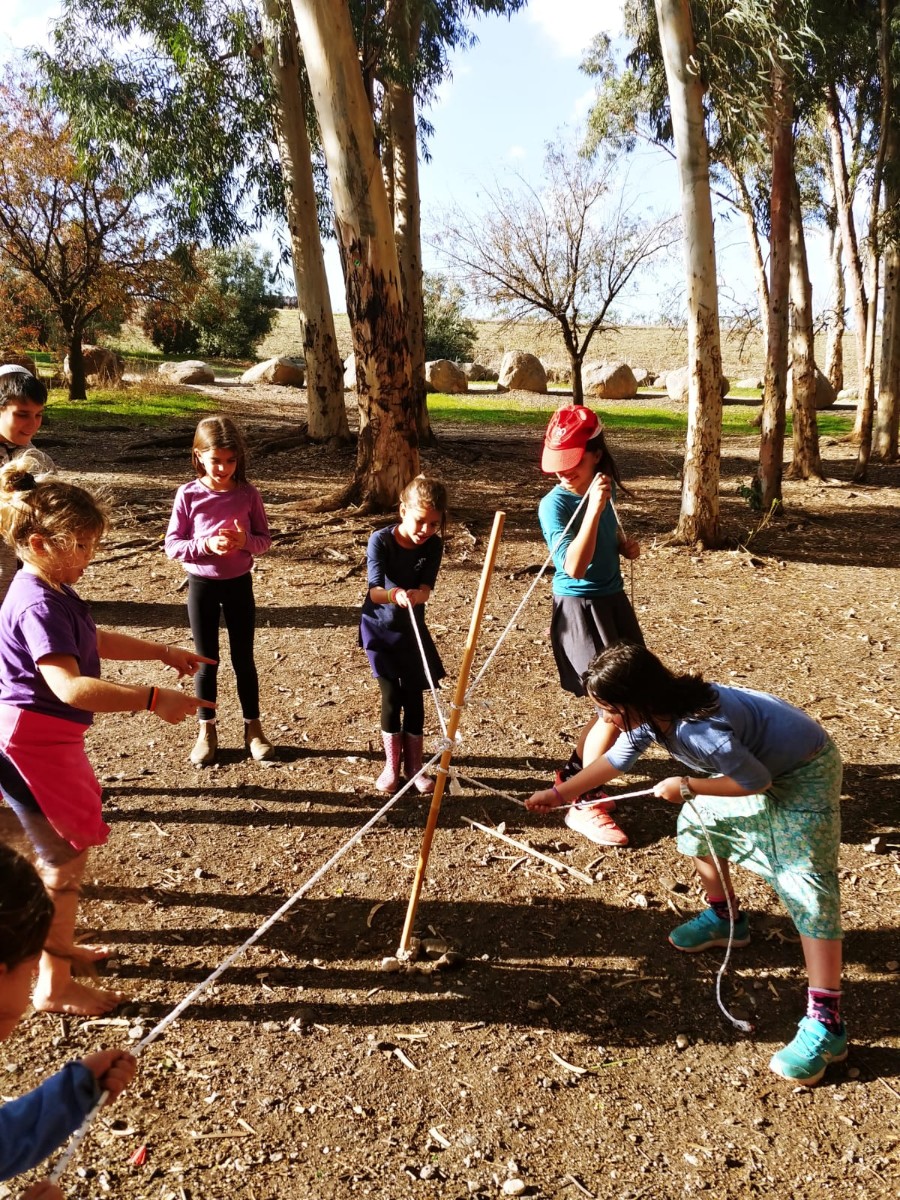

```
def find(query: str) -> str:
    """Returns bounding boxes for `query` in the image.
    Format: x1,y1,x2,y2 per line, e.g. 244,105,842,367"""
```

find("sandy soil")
2,383,899,1200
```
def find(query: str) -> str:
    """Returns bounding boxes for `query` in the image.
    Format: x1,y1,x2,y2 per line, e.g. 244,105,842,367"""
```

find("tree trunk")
260,0,349,443
874,105,900,461
292,0,418,508
854,0,893,481
389,66,431,444
825,84,868,411
786,176,823,480
66,323,87,402
735,170,769,341
654,0,723,547
757,59,793,512
824,223,845,393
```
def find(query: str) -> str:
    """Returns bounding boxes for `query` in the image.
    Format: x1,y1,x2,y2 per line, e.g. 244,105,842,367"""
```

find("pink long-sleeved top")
165,479,271,580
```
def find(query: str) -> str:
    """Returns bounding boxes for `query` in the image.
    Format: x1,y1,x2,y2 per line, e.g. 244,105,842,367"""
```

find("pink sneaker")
554,771,616,813
564,801,629,846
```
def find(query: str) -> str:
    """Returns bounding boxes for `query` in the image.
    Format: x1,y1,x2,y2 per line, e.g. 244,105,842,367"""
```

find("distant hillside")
260,311,866,387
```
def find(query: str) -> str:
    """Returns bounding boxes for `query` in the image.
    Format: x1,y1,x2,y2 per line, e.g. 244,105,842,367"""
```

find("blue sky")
3,1,826,324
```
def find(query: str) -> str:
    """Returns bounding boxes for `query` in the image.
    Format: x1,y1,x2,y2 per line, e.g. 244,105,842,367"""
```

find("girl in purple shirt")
165,417,273,766
0,464,210,1018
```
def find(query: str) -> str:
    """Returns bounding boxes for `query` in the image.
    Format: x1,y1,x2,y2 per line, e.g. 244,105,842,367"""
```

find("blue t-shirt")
605,685,827,792
0,1060,98,1180
538,484,623,597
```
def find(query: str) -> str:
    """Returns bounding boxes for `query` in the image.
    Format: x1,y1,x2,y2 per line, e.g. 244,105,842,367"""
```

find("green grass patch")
426,393,855,439
43,387,211,428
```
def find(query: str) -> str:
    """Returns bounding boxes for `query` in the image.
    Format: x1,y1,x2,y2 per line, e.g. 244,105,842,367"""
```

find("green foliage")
142,243,278,360
422,272,476,362
45,385,209,426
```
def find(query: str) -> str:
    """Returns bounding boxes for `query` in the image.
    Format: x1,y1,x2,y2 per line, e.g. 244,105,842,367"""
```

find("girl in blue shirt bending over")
527,641,846,1086
0,845,136,1196
538,406,642,848
360,476,447,794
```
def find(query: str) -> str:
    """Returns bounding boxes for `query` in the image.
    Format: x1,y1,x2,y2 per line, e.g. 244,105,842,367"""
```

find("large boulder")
460,362,491,382
343,354,356,390
240,356,305,387
788,365,837,410
158,359,216,385
665,366,730,403
0,354,37,376
64,345,124,385
498,350,547,393
425,359,468,394
631,366,652,388
583,361,638,400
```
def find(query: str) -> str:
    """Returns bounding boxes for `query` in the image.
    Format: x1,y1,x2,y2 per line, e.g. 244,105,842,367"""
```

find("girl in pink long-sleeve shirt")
165,417,273,766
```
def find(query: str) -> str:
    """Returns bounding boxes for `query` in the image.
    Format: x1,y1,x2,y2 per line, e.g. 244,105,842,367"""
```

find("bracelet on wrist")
679,776,695,801
551,783,564,805
388,587,398,604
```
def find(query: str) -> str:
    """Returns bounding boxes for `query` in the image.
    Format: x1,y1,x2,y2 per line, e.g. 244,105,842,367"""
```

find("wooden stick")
462,817,595,885
397,511,506,956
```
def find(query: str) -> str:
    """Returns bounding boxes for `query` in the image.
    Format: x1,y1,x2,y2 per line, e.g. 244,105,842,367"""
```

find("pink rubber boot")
376,732,403,793
403,733,434,794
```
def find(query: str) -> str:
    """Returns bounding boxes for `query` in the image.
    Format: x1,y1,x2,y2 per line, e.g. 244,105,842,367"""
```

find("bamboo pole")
397,510,506,956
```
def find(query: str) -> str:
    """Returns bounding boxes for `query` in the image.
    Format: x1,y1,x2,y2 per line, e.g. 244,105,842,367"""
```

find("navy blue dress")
359,525,445,688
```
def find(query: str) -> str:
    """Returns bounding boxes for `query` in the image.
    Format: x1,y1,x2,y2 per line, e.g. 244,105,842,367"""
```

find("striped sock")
807,987,843,1034
708,894,741,922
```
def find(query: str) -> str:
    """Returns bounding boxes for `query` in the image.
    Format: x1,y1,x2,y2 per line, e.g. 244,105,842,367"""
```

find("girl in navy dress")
360,476,448,793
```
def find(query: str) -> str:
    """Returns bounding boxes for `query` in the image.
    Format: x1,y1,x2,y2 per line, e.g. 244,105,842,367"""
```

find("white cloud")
2,1,59,51
527,0,623,58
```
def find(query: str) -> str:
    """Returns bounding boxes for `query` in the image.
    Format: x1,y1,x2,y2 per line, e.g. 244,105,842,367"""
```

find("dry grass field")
259,310,871,391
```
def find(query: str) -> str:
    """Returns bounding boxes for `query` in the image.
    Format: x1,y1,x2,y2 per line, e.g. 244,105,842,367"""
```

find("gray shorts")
550,592,644,696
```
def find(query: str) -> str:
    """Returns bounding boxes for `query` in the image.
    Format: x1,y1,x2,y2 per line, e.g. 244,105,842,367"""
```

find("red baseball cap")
540,406,602,472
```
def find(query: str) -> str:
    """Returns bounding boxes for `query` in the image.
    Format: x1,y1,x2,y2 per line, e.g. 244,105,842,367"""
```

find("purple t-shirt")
0,571,100,725
165,479,272,580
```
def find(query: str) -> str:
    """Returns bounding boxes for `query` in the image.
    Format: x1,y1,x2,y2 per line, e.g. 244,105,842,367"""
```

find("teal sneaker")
668,907,750,953
769,1017,848,1085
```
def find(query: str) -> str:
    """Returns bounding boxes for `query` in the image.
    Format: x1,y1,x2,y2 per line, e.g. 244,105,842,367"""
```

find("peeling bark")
655,0,723,547
786,177,823,481
260,0,349,443
824,223,845,394
758,60,792,513
292,0,418,508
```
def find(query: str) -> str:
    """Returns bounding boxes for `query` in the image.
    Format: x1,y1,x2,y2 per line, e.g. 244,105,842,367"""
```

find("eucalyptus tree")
39,0,349,441
292,0,419,508
348,0,526,444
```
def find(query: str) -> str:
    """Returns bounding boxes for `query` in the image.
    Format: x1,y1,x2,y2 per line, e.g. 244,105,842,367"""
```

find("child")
526,641,846,1086
0,366,55,607
0,845,136,1193
538,405,642,847
0,463,212,1017
360,475,447,793
165,417,273,766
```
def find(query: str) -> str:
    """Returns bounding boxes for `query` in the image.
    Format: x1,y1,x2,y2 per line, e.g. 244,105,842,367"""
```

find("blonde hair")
0,461,108,563
400,475,448,515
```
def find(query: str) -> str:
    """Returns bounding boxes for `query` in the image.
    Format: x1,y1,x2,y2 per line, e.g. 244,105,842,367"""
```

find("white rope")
683,797,754,1035
407,605,448,737
49,755,442,1184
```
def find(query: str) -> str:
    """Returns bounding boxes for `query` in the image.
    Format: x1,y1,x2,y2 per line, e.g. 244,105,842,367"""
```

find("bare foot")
70,943,114,964
33,979,127,1017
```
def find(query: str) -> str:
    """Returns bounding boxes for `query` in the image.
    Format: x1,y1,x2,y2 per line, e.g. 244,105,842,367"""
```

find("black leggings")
378,677,425,735
188,573,259,722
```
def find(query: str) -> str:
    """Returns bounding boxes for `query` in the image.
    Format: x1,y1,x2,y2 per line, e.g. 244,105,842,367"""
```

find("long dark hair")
584,642,719,742
584,430,632,497
0,846,54,970
192,417,249,485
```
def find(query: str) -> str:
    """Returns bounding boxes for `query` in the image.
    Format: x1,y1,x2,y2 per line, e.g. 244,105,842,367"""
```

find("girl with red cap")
537,405,643,847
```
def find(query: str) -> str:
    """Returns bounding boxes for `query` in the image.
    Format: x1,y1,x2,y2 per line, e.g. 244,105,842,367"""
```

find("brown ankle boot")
245,719,274,761
190,722,217,766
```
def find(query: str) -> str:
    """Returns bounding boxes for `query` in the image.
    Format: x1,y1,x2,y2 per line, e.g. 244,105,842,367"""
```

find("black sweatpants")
188,572,260,722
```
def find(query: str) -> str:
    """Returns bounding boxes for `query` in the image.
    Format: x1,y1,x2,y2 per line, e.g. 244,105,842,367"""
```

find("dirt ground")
2,384,899,1200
